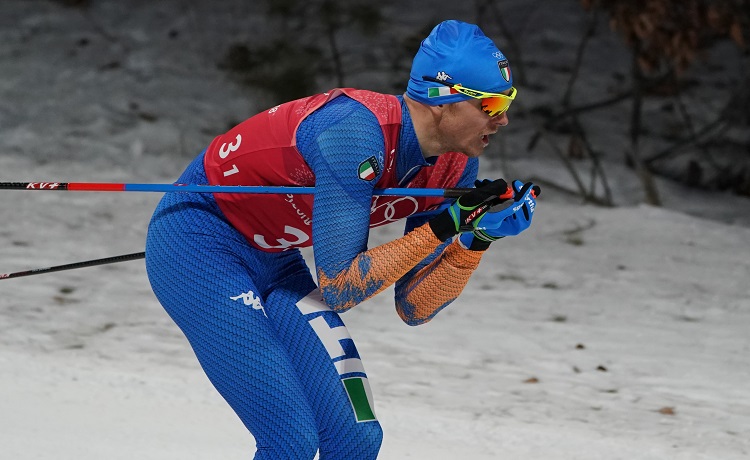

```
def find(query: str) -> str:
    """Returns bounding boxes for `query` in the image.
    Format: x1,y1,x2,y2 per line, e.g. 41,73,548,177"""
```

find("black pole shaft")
0,252,146,280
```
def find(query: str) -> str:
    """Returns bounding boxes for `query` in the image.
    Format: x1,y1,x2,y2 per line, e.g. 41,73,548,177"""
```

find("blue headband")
407,20,513,105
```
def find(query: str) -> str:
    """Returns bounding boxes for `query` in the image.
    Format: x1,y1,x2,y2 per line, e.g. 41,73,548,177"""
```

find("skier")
145,19,537,460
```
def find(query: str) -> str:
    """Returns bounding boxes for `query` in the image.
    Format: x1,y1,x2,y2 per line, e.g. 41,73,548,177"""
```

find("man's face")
437,97,509,158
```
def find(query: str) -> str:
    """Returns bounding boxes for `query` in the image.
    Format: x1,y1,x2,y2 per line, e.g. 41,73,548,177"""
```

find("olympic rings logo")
369,196,419,226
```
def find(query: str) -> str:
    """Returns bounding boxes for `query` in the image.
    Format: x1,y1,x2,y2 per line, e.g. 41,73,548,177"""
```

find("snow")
1,1,749,459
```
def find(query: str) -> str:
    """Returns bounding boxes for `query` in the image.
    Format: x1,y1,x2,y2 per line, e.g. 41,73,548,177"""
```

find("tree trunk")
629,46,662,206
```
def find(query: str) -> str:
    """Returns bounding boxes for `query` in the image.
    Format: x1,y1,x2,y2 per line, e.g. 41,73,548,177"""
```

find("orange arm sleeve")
395,241,483,325
317,223,443,312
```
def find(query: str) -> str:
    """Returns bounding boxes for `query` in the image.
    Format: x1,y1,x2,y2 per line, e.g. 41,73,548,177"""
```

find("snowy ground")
1,1,749,459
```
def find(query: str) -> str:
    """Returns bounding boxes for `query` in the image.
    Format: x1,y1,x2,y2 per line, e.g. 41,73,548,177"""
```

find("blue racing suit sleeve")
297,96,380,275
297,96,446,312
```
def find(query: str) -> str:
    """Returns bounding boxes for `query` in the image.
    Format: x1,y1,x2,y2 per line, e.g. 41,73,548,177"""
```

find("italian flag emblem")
498,59,511,82
358,156,381,181
428,86,459,98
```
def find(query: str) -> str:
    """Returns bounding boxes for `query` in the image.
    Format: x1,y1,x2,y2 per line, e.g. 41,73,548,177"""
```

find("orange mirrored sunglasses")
423,75,517,117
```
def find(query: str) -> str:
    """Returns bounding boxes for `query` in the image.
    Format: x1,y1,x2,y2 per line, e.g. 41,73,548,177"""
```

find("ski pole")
0,183,477,280
0,182,472,198
0,252,146,280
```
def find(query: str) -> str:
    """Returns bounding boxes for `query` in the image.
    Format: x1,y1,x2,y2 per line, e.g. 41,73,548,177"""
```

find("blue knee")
322,421,383,460
254,423,319,460
354,421,384,460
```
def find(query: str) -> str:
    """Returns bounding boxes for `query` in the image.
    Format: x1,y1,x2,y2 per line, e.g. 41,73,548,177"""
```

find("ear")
428,103,447,120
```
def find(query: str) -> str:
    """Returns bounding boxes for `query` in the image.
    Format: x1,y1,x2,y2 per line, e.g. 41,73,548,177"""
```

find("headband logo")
435,71,452,81
497,59,511,82
427,72,458,98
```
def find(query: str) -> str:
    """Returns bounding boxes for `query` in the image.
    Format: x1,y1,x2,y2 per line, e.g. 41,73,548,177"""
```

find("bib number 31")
219,134,242,177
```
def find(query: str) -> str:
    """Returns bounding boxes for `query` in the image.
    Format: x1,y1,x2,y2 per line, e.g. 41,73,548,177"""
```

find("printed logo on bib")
369,196,419,226
358,156,381,182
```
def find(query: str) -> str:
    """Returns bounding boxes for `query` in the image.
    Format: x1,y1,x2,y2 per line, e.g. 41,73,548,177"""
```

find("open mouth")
481,134,490,146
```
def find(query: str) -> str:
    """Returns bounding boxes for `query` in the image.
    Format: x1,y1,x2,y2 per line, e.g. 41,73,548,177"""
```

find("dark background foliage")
39,0,750,204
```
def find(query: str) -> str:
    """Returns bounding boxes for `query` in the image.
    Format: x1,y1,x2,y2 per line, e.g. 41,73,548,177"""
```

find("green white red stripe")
358,156,380,181
359,164,376,180
428,86,458,98
500,66,511,82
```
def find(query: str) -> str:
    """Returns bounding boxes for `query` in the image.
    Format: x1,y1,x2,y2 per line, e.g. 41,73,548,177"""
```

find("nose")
492,112,509,127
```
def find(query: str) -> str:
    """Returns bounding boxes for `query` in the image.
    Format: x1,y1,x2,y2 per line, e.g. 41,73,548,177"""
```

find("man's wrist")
428,212,459,242
458,232,492,251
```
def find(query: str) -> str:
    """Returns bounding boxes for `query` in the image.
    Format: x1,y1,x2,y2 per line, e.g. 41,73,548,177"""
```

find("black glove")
428,178,512,242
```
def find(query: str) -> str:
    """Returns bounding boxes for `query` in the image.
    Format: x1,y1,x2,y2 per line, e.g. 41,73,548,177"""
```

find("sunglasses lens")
481,96,513,117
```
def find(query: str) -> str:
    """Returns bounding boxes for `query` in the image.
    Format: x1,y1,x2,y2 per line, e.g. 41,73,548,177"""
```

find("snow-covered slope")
1,1,748,459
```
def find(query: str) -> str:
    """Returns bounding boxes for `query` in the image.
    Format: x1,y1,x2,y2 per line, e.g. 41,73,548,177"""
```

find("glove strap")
473,229,503,243
458,232,495,251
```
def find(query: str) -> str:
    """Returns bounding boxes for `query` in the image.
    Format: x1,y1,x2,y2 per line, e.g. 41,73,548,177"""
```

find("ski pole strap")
0,182,473,198
0,252,146,280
